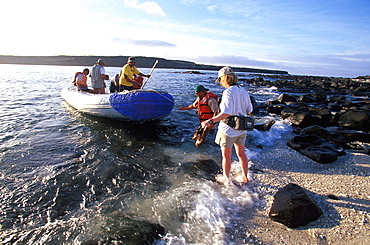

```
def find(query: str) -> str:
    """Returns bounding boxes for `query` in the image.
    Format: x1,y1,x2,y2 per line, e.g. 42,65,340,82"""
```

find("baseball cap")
97,58,105,64
218,66,234,77
128,57,136,63
216,66,235,83
194,85,209,92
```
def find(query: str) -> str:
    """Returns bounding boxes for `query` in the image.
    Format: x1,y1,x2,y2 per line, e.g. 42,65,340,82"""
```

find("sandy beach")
243,132,370,245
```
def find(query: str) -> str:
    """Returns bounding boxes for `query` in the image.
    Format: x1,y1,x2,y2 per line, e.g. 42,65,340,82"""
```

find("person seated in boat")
110,73,143,92
91,58,109,94
118,57,150,91
72,69,86,86
180,85,219,147
74,68,90,92
110,72,121,93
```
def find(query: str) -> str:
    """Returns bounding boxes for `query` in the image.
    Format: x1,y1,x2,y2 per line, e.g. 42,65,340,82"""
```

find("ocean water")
0,64,291,244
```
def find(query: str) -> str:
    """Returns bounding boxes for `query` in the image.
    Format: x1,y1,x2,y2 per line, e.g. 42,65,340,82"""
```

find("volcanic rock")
269,183,323,228
335,109,370,132
287,134,345,163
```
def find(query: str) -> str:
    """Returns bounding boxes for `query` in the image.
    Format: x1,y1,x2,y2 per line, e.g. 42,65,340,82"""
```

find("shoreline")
244,131,370,244
0,55,288,75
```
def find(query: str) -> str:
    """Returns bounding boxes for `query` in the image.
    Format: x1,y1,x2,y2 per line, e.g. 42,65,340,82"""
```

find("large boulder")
335,109,370,132
281,106,333,129
277,93,297,103
266,104,286,115
287,134,345,163
301,125,370,145
269,183,323,228
298,94,317,103
299,125,329,138
287,112,321,129
326,126,370,144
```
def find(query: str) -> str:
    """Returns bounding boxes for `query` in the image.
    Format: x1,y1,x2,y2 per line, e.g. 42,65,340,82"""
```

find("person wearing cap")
180,85,219,147
91,58,109,94
201,67,253,185
118,57,150,91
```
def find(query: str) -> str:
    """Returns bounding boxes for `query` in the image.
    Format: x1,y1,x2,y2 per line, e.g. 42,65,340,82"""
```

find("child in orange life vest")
180,85,219,147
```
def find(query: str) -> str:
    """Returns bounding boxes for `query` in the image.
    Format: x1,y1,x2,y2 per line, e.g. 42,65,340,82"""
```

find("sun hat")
194,85,209,92
215,66,235,83
128,57,136,63
218,66,234,78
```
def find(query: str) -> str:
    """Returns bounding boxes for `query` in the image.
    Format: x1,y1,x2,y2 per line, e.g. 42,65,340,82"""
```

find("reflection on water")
0,64,285,244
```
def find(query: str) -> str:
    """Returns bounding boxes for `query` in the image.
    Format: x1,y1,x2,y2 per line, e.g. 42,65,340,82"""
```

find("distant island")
0,55,288,75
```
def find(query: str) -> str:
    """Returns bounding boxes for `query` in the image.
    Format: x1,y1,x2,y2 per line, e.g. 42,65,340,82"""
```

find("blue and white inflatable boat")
61,87,174,121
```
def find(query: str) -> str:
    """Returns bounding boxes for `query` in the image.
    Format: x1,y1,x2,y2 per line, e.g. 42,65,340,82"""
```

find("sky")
1,0,370,77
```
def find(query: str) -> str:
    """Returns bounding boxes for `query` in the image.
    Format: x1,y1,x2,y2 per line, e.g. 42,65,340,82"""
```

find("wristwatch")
209,118,214,124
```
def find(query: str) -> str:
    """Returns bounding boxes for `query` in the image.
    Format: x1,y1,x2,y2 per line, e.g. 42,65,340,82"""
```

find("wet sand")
244,132,370,245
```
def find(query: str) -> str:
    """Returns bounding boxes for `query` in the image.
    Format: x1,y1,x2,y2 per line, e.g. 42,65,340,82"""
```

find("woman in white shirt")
201,67,253,185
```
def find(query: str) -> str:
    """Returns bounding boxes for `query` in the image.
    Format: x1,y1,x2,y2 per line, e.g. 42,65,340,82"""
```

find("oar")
141,60,158,89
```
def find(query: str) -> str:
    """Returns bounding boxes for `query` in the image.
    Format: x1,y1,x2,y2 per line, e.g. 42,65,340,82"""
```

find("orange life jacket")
132,76,144,89
76,72,88,88
197,92,218,121
73,72,82,86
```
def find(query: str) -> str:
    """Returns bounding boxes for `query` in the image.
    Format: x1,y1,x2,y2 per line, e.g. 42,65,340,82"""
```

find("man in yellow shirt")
118,57,150,91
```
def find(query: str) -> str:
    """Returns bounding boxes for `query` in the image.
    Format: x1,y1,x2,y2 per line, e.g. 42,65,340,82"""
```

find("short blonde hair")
219,74,238,85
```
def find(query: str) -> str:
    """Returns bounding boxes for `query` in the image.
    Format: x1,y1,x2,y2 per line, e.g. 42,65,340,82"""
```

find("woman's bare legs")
234,143,249,183
217,144,249,184
217,146,233,184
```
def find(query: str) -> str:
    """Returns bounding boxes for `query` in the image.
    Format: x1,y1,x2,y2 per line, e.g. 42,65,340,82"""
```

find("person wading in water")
180,85,219,147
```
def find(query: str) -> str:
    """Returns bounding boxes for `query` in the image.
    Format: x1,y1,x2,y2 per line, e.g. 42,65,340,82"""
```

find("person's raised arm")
180,104,196,111
139,72,150,78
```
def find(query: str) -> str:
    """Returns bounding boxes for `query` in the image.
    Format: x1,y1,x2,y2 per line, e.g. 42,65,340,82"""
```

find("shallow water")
0,64,289,244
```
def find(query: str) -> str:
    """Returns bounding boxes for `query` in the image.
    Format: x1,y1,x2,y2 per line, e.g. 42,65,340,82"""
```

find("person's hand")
201,120,209,128
179,107,186,110
201,118,214,128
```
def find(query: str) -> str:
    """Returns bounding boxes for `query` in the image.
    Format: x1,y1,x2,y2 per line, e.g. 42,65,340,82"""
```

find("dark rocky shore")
182,72,369,244
243,74,370,163
232,74,370,244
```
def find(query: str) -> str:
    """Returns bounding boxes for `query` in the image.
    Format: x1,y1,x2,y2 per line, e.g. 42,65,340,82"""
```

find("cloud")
193,55,280,69
180,0,197,4
123,0,165,16
190,53,370,77
263,53,370,77
113,38,176,48
206,5,217,13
